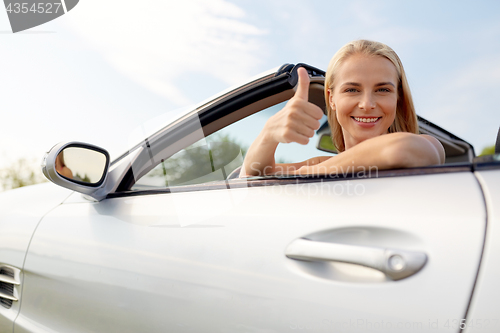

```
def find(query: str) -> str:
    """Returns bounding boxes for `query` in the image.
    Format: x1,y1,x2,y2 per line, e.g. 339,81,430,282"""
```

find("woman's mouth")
352,116,381,123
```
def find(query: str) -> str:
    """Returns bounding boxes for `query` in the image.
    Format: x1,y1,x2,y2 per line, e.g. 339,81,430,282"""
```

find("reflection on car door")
15,170,484,332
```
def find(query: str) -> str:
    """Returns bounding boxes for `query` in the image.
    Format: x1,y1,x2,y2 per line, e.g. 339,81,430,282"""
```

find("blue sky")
1,0,499,171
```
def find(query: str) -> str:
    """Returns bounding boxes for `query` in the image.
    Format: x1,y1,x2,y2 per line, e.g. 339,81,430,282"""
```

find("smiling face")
328,54,399,150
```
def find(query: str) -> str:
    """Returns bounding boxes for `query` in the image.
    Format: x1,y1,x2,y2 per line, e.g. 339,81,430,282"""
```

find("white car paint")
464,170,500,333
0,183,72,332
14,172,485,332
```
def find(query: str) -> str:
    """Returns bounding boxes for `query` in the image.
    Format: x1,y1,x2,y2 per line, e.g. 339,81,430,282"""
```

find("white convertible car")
1,64,499,332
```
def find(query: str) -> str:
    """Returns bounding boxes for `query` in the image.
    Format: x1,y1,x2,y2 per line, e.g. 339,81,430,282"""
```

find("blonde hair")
324,40,418,152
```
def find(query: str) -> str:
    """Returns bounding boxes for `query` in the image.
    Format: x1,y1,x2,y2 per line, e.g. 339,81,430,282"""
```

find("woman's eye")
377,87,391,92
344,88,358,93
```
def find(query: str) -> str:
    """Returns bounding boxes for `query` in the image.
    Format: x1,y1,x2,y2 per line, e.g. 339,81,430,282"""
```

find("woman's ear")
327,88,336,111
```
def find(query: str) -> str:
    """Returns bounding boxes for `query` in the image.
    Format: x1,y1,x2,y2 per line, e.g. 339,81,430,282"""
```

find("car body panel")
464,169,500,332
0,183,72,332
15,171,485,332
0,183,73,267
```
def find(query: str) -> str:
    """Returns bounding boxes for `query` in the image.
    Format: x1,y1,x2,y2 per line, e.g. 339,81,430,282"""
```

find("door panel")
464,170,500,333
15,172,485,332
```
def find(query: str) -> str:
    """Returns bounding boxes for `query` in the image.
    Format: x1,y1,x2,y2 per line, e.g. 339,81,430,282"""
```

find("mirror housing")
42,142,110,200
316,134,337,154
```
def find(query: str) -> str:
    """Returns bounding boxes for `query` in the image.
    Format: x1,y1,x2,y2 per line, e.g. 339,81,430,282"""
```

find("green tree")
75,173,91,183
479,145,495,156
0,158,47,192
147,133,247,187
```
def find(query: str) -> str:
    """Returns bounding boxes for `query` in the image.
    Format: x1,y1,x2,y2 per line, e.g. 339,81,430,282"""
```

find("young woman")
240,40,445,177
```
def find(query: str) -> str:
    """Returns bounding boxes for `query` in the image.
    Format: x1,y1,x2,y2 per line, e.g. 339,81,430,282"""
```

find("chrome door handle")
285,238,427,280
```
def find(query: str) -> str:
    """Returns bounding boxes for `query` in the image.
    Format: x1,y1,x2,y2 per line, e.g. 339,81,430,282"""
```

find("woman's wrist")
256,126,280,147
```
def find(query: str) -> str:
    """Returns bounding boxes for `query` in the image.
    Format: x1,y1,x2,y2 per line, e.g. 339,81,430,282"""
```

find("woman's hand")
262,68,324,145
240,67,324,176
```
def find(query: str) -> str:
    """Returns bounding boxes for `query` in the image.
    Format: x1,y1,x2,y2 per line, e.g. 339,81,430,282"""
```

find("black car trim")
473,154,500,171
417,116,473,146
108,164,472,199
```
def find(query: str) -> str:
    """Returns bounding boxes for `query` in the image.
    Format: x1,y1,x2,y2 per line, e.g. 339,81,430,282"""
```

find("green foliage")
319,135,337,153
479,145,495,156
75,173,91,183
0,158,47,191
147,133,247,187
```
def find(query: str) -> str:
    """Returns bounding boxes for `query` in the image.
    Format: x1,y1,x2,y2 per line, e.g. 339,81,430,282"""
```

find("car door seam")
459,172,490,332
11,192,74,332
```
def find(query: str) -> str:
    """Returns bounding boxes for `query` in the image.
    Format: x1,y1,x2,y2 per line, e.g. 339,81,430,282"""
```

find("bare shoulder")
420,134,446,164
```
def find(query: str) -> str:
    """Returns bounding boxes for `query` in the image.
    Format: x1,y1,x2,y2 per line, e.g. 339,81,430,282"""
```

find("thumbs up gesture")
263,67,324,145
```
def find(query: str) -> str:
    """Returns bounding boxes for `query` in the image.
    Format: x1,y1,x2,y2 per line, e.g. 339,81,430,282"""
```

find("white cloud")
64,0,267,106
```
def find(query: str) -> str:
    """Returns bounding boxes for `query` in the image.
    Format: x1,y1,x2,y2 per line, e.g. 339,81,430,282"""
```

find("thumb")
295,67,310,100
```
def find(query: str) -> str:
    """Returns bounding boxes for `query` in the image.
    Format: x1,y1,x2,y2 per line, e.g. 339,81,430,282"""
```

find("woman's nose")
359,92,376,110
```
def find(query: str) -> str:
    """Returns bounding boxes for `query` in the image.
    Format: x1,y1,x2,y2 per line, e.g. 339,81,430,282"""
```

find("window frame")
107,163,474,199
109,63,477,199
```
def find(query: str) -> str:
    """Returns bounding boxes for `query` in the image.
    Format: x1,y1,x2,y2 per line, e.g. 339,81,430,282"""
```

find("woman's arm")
240,68,324,177
294,132,445,175
239,149,331,176
59,166,73,179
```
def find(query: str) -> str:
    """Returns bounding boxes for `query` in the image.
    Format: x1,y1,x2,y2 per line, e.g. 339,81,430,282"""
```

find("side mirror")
316,134,337,154
42,142,110,199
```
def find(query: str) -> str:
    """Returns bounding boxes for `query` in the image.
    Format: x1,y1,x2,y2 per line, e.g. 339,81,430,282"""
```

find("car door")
14,165,485,333
14,64,486,332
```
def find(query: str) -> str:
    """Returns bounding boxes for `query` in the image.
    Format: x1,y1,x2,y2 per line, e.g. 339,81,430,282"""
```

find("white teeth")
354,117,379,123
